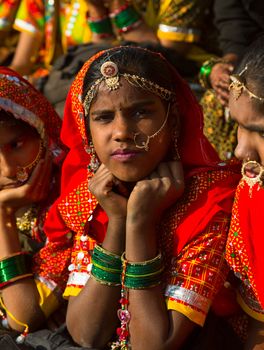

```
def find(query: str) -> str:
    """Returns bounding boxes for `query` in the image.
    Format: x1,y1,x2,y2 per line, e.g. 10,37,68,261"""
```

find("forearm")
0,207,46,331
67,218,126,348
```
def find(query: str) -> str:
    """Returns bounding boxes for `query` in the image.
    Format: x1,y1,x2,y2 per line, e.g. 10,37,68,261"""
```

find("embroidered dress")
13,0,91,69
0,0,21,30
226,180,264,322
42,47,241,332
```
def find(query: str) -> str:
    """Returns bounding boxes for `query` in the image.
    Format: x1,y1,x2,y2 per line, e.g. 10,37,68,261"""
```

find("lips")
111,149,142,161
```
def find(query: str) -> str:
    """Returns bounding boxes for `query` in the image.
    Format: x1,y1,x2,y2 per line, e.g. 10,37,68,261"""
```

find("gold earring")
87,140,100,174
16,140,44,182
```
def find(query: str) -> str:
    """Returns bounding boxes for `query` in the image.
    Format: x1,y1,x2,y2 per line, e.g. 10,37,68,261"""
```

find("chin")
112,170,148,183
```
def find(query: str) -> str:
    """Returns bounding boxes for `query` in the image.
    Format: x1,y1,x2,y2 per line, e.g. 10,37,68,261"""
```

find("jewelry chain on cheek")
133,103,170,152
16,139,45,183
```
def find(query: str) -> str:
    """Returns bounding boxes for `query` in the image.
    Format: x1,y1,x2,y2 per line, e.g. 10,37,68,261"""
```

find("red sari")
43,47,241,326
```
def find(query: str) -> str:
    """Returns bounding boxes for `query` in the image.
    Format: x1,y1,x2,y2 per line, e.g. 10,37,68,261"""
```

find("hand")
0,151,52,214
210,62,234,106
127,160,184,224
88,164,128,220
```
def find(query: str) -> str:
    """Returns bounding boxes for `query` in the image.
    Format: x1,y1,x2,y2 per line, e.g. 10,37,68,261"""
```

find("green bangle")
88,17,113,35
111,6,141,30
92,245,122,270
0,252,32,285
91,264,121,286
199,58,222,89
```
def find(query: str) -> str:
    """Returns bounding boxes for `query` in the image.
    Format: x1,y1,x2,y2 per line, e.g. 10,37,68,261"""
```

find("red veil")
0,66,66,164
227,181,264,309
44,47,240,257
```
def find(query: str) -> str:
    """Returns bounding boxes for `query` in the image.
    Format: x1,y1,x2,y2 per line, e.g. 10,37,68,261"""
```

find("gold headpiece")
229,65,264,102
83,61,174,116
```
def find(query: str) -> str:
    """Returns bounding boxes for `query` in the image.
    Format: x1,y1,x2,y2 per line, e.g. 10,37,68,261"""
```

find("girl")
0,67,70,342
44,46,241,349
227,36,264,349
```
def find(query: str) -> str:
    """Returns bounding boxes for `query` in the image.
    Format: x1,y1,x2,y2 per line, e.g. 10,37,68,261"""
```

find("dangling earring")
16,140,44,182
171,129,181,161
87,140,100,174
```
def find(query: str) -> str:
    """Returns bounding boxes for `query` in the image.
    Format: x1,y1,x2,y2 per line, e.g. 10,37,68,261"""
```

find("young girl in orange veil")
43,46,241,349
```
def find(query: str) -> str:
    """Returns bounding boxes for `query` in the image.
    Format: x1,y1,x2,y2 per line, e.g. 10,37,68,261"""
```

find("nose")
112,113,134,142
234,130,259,162
0,152,17,178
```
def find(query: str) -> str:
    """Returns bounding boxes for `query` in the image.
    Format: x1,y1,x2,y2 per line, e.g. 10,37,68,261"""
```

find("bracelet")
87,16,114,38
91,245,122,286
199,57,223,89
0,252,32,287
121,252,164,289
110,5,142,34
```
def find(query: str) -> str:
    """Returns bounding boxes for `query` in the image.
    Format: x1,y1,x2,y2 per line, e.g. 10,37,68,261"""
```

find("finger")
167,161,184,185
149,170,159,180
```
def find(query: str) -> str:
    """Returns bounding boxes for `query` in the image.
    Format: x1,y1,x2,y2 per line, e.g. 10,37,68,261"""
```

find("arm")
9,31,41,76
109,0,158,44
0,155,52,331
66,164,127,347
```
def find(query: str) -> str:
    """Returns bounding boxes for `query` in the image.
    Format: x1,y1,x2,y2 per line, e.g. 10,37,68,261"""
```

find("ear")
168,101,180,136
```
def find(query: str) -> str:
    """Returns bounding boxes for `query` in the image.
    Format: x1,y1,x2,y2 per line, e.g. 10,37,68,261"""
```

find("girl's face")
89,78,175,182
0,120,41,189
229,92,264,165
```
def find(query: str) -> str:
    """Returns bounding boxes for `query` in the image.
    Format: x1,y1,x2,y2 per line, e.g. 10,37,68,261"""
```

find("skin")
66,78,198,349
229,91,264,349
0,120,52,331
210,53,238,107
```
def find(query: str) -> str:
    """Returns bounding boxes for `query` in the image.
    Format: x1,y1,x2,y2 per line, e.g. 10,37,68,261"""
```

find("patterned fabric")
157,0,212,43
201,89,237,161
226,180,264,320
64,173,232,326
0,0,20,30
14,0,92,68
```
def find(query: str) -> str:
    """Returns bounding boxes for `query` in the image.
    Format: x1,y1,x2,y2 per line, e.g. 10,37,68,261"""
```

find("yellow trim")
63,285,82,299
237,293,264,322
157,29,199,43
35,279,60,318
166,298,206,326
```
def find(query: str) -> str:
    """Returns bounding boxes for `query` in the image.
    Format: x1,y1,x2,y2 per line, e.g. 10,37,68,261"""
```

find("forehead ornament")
229,65,264,102
83,60,174,116
100,61,120,90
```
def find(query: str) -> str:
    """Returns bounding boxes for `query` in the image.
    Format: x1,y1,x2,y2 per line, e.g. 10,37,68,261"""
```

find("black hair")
82,46,175,103
235,35,264,111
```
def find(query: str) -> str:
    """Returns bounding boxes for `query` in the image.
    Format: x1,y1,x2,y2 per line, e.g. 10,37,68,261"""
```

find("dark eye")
134,109,150,118
93,113,114,123
258,131,264,138
10,140,24,150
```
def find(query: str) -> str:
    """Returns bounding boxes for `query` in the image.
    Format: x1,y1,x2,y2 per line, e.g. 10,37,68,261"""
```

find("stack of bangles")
91,245,164,349
0,252,32,343
87,3,142,39
199,57,225,89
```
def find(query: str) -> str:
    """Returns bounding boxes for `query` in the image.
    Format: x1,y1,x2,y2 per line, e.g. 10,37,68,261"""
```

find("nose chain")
241,160,264,197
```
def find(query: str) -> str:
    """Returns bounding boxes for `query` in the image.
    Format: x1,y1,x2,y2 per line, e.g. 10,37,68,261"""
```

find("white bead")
16,334,25,344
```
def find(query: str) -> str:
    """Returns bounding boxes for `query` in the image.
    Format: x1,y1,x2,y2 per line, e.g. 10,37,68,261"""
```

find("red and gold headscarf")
44,47,240,257
0,66,66,164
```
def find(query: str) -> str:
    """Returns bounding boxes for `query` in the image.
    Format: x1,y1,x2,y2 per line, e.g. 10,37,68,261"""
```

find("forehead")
229,92,264,126
90,78,162,110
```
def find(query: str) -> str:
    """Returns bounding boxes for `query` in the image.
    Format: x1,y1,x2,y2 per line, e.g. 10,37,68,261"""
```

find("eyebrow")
90,99,156,116
231,115,264,132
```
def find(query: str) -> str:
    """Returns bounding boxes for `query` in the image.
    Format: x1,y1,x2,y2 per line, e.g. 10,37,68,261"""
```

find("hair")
235,35,264,111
